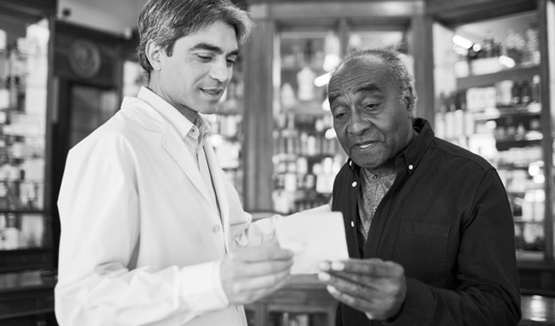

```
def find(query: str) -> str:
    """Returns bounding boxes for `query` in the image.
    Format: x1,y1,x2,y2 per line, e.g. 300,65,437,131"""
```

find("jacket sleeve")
55,139,228,326
386,169,521,326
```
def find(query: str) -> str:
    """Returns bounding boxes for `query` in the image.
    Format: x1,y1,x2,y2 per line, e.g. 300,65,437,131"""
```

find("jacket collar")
348,118,434,176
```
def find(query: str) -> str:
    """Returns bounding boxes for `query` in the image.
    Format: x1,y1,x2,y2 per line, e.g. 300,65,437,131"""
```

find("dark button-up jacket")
332,118,521,326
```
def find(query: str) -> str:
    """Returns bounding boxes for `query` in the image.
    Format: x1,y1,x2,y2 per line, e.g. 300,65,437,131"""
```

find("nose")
210,58,231,83
347,109,369,135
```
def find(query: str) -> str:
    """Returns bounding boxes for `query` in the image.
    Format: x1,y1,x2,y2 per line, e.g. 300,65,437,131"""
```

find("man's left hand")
318,258,406,321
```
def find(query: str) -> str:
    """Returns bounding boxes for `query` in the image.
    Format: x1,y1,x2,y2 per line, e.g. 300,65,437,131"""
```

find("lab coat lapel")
204,139,230,252
124,98,217,214
160,121,213,204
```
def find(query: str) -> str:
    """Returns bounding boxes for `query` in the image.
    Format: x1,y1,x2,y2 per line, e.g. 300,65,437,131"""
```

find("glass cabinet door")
272,30,342,214
433,11,544,257
0,13,52,273
0,15,51,270
271,25,411,214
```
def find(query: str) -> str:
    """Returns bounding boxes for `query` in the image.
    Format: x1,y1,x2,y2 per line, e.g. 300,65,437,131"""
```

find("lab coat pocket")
394,221,450,282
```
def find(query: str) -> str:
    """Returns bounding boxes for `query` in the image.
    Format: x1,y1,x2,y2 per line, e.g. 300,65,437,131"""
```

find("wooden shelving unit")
245,275,337,326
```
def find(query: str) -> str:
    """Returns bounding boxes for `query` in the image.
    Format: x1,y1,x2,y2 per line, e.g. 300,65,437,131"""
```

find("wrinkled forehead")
328,56,390,96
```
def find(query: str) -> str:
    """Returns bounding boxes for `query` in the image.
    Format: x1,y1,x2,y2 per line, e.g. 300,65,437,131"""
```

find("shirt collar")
348,118,433,176
137,86,211,146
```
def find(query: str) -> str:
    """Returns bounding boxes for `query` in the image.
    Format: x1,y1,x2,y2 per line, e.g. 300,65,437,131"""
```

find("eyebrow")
190,42,239,57
328,91,342,104
328,83,380,104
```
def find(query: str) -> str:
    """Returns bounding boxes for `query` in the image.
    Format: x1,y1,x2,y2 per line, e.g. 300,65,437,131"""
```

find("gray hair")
336,48,418,116
137,0,254,78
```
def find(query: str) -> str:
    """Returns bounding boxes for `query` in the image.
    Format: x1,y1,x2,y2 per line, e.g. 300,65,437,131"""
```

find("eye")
332,108,347,120
335,113,345,120
226,58,236,67
364,103,380,110
197,54,213,62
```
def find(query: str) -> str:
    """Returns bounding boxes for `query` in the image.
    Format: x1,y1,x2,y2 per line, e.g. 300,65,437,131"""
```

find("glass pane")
433,11,543,257
272,26,412,214
69,85,118,148
0,17,49,251
273,30,342,214
207,51,245,200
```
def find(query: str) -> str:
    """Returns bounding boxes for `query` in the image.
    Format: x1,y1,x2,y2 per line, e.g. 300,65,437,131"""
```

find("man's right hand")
220,244,294,305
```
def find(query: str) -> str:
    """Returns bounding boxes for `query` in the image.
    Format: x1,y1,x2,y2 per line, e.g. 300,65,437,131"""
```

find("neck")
146,80,198,123
366,162,396,177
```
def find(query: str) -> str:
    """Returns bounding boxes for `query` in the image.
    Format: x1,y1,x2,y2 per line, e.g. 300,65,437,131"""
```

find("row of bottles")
272,155,341,214
274,112,338,157
247,311,320,326
464,23,540,67
438,75,541,115
435,76,541,142
273,112,343,213
204,114,242,139
268,312,324,326
0,28,49,113
0,213,43,250
465,76,541,111
0,45,27,112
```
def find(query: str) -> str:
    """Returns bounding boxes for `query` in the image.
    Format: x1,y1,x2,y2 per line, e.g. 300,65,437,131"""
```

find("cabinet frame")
428,0,555,263
243,0,431,212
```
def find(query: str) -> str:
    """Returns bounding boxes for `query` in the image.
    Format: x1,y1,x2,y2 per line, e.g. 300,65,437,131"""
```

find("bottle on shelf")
511,78,521,106
524,23,540,66
530,75,540,103
3,213,19,250
504,29,525,65
520,78,531,105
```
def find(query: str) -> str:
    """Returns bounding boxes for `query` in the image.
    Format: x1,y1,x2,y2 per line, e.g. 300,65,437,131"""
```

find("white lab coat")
55,90,276,326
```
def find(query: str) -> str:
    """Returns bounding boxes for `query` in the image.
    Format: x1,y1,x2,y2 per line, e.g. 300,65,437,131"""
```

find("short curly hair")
137,0,254,79
334,48,418,117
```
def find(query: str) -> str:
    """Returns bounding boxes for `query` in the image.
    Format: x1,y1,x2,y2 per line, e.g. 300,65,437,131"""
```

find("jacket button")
212,225,221,233
352,181,357,187
408,164,414,170
349,160,352,166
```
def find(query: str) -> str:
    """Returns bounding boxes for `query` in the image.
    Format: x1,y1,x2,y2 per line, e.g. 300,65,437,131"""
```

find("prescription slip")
275,212,349,274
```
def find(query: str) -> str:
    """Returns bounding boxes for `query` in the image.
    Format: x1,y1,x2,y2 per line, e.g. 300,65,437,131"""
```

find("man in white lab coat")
55,0,294,325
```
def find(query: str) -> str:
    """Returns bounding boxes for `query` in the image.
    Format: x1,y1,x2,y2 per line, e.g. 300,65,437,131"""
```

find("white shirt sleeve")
56,262,229,326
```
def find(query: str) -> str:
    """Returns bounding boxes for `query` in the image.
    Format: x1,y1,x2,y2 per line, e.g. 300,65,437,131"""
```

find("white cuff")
179,260,229,313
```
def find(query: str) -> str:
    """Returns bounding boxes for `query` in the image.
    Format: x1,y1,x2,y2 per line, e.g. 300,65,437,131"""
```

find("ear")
145,40,163,71
402,94,415,119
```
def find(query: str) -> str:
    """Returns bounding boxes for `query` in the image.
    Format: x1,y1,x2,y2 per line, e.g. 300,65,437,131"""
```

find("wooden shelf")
457,65,539,89
0,249,53,273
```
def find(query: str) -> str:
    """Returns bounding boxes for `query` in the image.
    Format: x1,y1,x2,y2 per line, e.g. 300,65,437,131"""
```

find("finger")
329,259,403,278
319,271,378,300
319,261,331,272
230,245,294,262
319,267,380,291
326,285,374,315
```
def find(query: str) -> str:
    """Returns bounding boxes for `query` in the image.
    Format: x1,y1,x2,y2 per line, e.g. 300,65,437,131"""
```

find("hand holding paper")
275,211,349,274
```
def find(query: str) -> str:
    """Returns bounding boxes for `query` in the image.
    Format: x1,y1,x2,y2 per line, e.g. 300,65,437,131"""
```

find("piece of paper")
275,211,349,274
